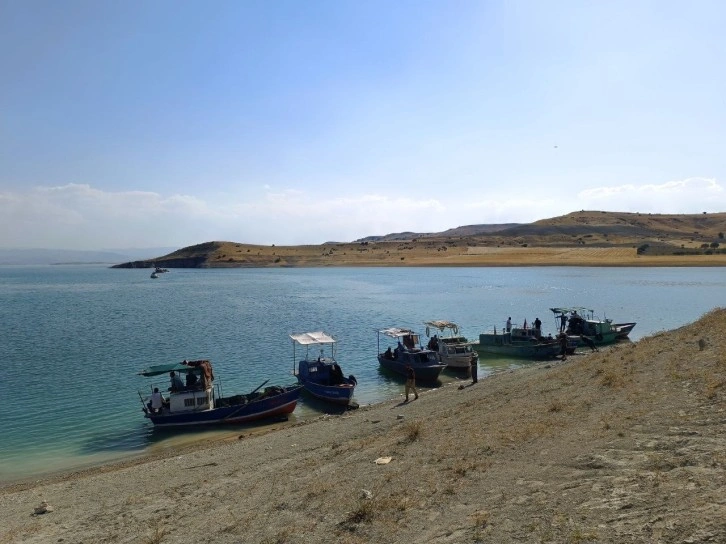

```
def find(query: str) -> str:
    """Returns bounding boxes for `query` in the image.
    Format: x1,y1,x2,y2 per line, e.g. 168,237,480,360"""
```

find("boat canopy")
424,320,459,335
138,359,213,378
138,363,193,377
290,331,336,345
378,327,415,338
550,307,593,315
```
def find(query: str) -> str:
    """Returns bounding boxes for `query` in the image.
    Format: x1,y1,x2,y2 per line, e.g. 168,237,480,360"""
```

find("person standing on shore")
558,333,569,360
579,334,599,352
405,365,418,401
470,355,478,384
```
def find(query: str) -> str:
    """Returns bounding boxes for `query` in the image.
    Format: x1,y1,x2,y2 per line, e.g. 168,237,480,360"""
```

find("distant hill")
0,247,178,265
354,223,521,242
111,211,726,269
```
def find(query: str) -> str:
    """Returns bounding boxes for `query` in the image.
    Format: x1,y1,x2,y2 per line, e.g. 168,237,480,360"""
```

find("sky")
2,0,726,250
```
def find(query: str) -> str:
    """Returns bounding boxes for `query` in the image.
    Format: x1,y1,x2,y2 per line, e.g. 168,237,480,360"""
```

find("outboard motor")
348,374,358,386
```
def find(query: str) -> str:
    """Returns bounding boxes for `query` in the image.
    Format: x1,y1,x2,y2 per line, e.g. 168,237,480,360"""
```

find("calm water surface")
1,265,724,482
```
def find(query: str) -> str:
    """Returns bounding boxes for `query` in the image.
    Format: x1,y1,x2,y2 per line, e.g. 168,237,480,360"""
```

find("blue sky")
1,0,725,250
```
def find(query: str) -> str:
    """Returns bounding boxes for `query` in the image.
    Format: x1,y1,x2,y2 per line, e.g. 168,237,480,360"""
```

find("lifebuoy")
453,325,459,335
426,326,430,337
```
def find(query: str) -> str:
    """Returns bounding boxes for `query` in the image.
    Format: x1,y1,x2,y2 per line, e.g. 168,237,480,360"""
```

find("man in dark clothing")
558,333,569,360
405,365,418,401
579,334,599,352
470,354,478,384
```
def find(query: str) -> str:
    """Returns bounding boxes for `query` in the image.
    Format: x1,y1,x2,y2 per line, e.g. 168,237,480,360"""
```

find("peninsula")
113,210,726,268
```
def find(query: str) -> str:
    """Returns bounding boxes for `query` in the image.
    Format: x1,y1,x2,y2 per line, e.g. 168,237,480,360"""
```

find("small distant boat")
290,331,357,405
138,359,302,428
150,271,159,279
376,327,446,383
154,266,169,274
423,320,478,371
550,307,636,346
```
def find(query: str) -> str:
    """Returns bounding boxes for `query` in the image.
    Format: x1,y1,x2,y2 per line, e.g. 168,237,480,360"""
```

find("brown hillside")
112,211,726,268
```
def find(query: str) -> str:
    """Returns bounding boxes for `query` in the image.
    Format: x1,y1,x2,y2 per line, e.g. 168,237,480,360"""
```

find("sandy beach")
2,308,725,543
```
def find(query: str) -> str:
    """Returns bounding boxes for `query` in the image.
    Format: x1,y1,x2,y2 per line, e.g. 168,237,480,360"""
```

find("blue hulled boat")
290,331,357,405
377,327,447,382
138,360,302,428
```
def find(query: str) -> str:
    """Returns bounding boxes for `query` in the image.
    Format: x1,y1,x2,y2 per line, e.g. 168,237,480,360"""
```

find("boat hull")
440,353,476,370
377,355,446,382
474,340,560,359
613,322,636,339
298,379,355,405
295,357,356,405
146,385,302,428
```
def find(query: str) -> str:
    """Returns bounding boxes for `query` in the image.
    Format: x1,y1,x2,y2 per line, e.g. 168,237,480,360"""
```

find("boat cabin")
139,360,216,416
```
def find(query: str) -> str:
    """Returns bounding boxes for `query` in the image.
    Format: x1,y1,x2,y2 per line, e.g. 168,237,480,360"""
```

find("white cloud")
577,177,724,214
0,178,723,250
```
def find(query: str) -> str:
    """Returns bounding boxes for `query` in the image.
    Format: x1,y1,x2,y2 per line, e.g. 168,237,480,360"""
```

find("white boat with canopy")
424,320,478,370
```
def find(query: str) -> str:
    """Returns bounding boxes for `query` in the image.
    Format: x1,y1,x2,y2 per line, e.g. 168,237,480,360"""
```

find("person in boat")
185,371,199,389
404,365,418,402
384,346,394,360
534,317,542,332
559,313,567,332
506,317,512,332
330,363,344,385
169,371,184,392
568,312,583,334
149,387,164,413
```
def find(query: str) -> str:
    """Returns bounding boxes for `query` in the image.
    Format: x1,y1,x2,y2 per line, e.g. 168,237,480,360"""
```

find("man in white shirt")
150,387,164,413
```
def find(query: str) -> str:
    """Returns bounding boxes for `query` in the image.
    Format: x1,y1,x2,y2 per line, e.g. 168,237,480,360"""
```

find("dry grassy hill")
112,211,726,269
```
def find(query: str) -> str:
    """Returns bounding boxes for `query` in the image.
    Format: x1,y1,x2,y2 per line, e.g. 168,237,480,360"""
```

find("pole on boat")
250,379,270,395
137,390,147,412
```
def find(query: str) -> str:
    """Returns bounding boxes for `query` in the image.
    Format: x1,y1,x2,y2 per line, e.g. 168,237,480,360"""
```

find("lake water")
1,265,724,483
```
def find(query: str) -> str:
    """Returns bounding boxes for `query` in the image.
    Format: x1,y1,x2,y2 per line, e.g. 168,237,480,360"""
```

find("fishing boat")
423,320,478,371
474,321,571,359
138,359,302,428
290,331,357,405
376,327,447,382
550,307,636,346
150,271,159,279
